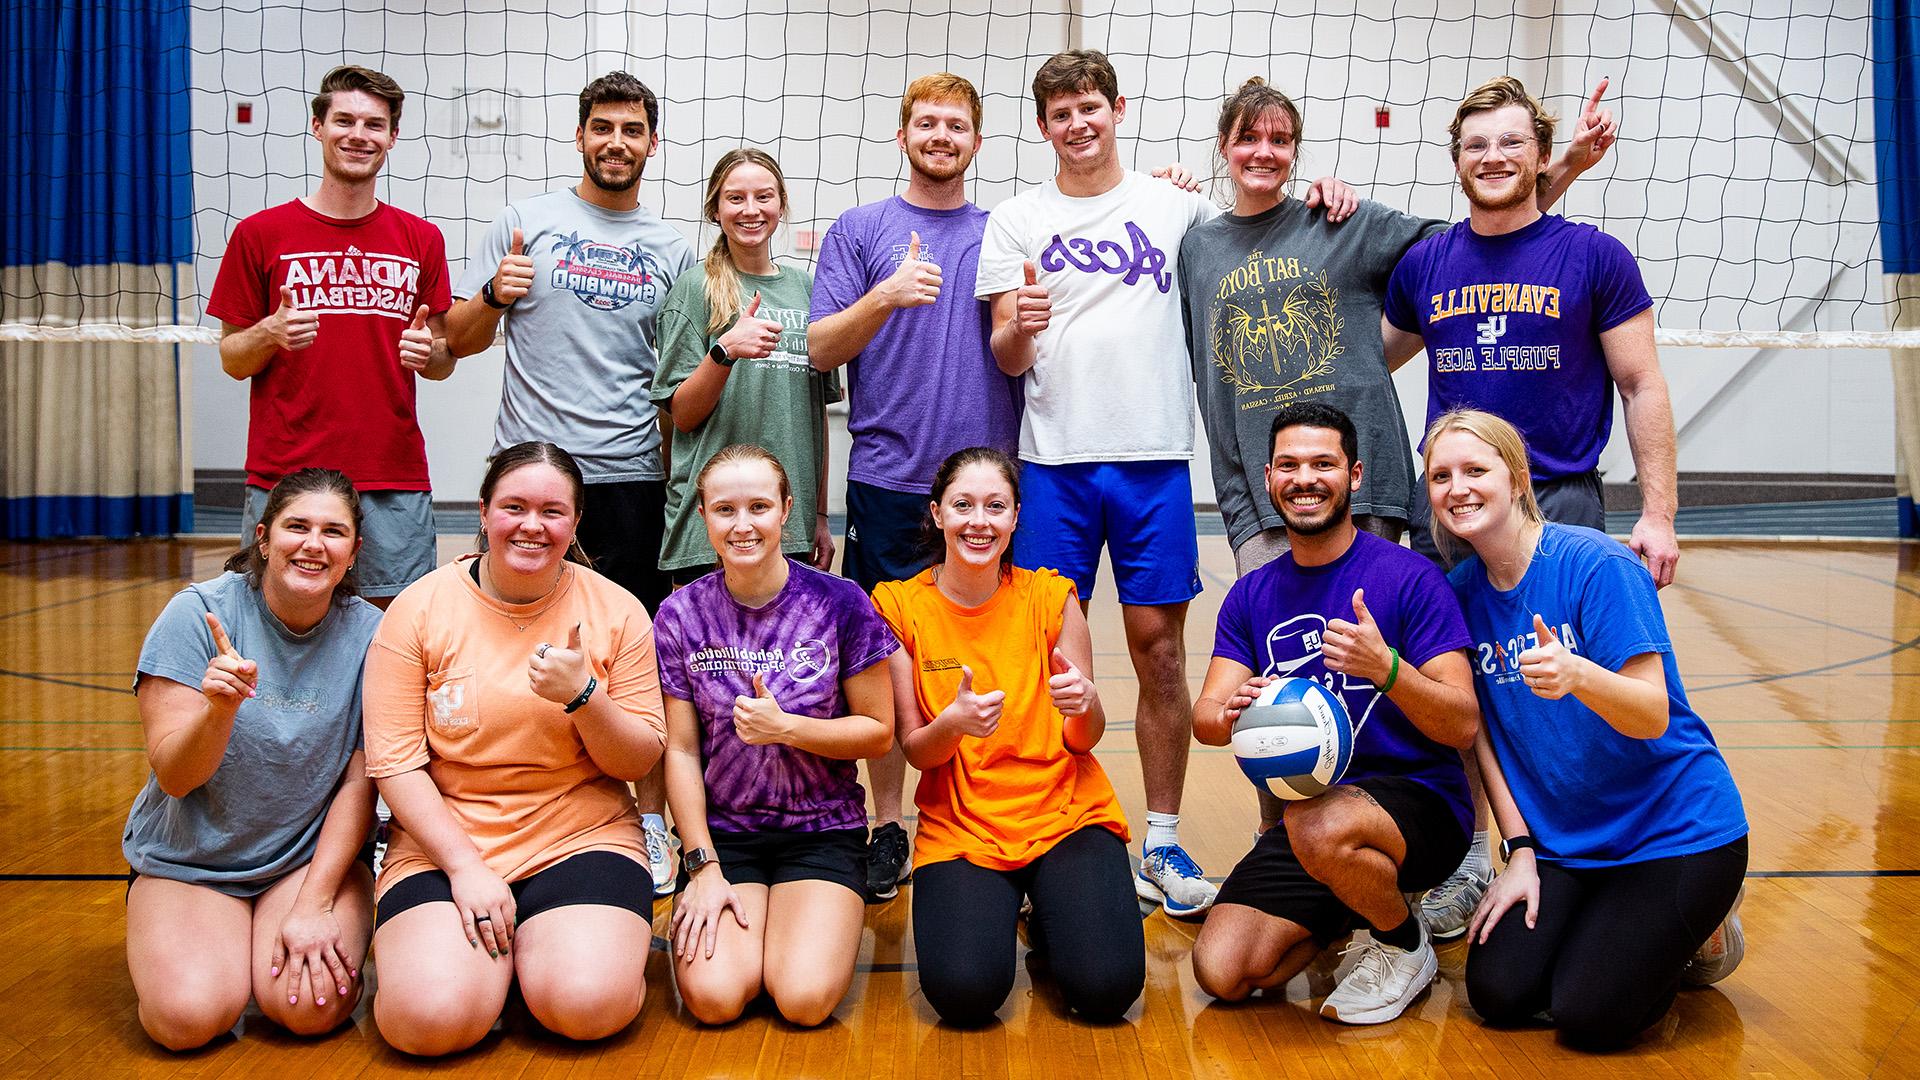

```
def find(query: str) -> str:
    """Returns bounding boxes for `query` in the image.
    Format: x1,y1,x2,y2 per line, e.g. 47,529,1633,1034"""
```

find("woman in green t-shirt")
654,148,840,584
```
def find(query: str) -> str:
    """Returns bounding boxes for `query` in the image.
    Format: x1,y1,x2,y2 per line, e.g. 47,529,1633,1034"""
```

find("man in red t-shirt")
207,65,455,606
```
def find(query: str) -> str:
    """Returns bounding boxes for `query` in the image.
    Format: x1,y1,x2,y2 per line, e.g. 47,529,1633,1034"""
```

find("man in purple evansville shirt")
1189,403,1480,1027
1381,75,1682,941
807,73,1022,901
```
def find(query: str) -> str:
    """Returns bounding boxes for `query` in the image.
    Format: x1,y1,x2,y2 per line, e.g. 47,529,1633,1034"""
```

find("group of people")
123,50,1748,1057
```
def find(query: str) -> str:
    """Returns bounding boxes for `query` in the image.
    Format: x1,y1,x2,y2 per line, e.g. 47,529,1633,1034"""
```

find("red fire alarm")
236,101,254,124
1374,105,1390,128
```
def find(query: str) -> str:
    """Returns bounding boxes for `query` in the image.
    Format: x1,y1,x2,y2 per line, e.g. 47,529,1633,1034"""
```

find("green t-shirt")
653,263,841,571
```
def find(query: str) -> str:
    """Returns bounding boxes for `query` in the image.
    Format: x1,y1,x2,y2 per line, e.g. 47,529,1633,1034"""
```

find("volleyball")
1231,678,1354,801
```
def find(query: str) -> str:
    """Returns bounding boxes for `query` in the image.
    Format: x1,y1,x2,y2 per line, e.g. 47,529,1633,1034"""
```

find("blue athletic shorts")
1013,459,1201,605
243,484,437,598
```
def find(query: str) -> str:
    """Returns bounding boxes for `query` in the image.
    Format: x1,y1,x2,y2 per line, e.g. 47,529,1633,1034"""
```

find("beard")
585,152,643,193
1276,483,1352,536
908,144,970,182
1462,162,1539,212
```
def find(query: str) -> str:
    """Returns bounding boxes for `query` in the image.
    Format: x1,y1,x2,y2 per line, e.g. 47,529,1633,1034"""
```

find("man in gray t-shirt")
446,72,695,614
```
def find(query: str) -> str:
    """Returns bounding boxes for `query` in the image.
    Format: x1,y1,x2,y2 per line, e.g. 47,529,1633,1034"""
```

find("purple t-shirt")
1384,214,1653,479
653,560,900,833
1213,531,1474,833
809,197,1022,493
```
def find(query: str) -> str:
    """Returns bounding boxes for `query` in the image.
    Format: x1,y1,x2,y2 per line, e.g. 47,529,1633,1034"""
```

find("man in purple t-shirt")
808,73,1023,900
1383,75,1679,589
1189,403,1480,1027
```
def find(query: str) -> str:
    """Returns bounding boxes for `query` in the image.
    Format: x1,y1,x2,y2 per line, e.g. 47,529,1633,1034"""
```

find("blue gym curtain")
1876,0,1920,535
0,0,195,538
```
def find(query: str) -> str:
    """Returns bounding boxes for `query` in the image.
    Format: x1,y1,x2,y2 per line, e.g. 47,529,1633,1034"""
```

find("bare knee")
768,975,845,1028
374,986,497,1057
679,971,755,1026
1284,801,1357,878
260,986,361,1038
1191,931,1253,1002
139,991,246,1052
526,974,644,1041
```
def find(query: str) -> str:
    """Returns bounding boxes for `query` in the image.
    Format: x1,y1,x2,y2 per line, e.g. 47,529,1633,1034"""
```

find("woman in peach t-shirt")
362,442,666,1056
871,448,1142,1027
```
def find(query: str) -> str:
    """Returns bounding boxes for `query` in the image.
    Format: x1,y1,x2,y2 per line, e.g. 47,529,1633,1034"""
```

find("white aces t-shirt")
976,171,1217,465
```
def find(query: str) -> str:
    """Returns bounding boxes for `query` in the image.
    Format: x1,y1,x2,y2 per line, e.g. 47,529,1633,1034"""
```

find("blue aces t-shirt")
1213,531,1474,834
1448,524,1748,867
1384,214,1653,480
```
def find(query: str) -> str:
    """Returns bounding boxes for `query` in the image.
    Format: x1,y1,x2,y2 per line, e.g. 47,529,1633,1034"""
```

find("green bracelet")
1381,648,1400,693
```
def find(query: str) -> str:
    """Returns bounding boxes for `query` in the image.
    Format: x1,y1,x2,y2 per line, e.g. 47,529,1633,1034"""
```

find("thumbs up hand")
941,665,1004,739
397,304,435,371
530,622,593,705
1517,614,1579,699
1046,647,1096,717
732,671,791,745
270,285,319,352
716,292,784,361
1014,260,1051,337
878,230,942,309
200,611,259,712
1322,587,1394,685
491,227,535,305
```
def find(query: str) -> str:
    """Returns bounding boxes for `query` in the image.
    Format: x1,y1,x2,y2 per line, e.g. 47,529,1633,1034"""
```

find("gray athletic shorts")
242,485,438,597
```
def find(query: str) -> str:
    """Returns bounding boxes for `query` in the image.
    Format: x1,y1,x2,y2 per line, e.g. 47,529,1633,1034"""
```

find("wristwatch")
707,341,736,367
683,847,719,876
481,279,512,309
1500,834,1538,860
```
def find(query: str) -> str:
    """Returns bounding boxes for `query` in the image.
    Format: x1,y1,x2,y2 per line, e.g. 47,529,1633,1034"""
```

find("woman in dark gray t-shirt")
124,468,383,1050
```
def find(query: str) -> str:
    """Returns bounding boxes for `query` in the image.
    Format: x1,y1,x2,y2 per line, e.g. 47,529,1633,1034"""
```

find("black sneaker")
865,821,912,902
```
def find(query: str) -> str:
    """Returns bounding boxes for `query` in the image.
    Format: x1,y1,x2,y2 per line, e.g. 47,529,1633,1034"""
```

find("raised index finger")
204,611,240,658
1584,76,1610,118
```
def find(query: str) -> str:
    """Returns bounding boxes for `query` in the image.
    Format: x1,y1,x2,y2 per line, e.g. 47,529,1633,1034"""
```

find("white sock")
1144,812,1180,853
1463,831,1493,877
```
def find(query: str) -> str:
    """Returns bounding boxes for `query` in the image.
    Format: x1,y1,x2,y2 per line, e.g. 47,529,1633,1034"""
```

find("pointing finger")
204,612,240,658
1023,260,1038,287
1586,76,1610,117
509,227,525,255
907,230,921,261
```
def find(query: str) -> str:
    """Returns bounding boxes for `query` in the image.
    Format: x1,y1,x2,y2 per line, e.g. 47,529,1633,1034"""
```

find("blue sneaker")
1136,843,1217,917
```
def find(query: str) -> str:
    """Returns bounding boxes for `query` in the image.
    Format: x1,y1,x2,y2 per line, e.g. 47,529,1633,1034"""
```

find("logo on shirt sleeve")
550,232,664,311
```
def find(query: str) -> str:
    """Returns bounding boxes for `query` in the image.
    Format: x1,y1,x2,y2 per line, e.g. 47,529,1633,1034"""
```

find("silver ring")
536,642,552,658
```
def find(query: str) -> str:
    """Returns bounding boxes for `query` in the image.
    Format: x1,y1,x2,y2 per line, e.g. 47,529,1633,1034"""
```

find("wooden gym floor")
3,535,1918,1078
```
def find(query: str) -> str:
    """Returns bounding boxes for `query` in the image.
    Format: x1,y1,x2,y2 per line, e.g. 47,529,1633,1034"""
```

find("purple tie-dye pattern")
654,560,899,833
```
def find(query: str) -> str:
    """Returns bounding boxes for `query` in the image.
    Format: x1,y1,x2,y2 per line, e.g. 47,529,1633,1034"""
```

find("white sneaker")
1420,864,1488,941
643,817,676,898
1683,884,1746,985
1319,932,1438,1025
1135,844,1218,917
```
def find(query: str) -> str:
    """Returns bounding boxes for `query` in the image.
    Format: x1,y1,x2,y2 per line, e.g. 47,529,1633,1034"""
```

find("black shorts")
574,479,669,615
1214,775,1469,945
679,828,867,897
843,480,934,592
373,850,652,929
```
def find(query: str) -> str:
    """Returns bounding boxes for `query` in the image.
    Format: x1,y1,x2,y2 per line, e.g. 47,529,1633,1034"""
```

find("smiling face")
256,492,361,608
716,162,784,255
1455,103,1543,212
699,459,791,572
1425,428,1522,548
1265,424,1358,537
1224,107,1298,207
932,462,1019,571
311,89,397,184
900,98,982,183
480,462,580,581
1038,88,1125,174
577,101,657,193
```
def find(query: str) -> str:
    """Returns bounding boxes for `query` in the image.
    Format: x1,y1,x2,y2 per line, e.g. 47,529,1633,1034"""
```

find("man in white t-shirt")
975,50,1351,916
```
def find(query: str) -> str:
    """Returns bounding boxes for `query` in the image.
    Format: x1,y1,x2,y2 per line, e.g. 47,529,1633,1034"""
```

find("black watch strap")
563,674,598,713
708,341,735,367
481,279,511,309
1501,834,1538,860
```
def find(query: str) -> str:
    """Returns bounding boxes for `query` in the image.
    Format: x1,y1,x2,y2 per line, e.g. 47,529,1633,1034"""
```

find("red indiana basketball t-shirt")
208,199,451,491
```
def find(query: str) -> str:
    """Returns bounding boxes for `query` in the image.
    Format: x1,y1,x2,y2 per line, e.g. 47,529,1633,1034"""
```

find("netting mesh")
2,0,1908,347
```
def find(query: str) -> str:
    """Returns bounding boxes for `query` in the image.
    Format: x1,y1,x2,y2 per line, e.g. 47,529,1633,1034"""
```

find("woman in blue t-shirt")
124,468,383,1050
1423,408,1748,1051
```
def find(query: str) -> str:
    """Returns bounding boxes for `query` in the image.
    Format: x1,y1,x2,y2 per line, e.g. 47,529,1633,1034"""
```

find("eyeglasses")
1459,132,1535,158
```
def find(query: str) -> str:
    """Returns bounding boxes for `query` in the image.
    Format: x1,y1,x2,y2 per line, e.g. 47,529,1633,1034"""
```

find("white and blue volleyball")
1231,678,1354,800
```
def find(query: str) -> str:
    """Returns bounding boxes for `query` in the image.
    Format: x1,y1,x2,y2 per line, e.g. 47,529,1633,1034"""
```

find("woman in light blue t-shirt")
1424,409,1748,1052
124,468,383,1050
